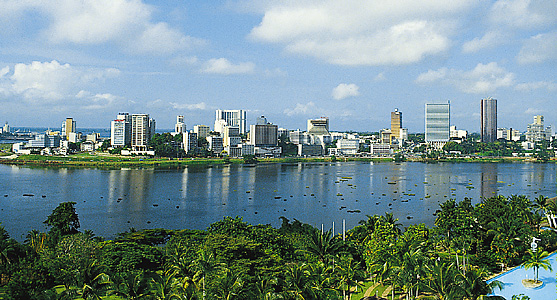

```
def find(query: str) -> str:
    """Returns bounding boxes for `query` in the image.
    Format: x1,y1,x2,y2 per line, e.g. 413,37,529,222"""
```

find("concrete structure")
450,126,468,140
239,143,255,156
175,115,186,135
193,125,210,139
380,129,392,144
307,118,329,135
61,118,76,141
222,126,241,147
183,131,198,154
207,136,224,155
111,112,132,147
131,114,155,151
289,130,310,145
526,115,552,142
256,115,267,125
68,132,81,143
370,143,391,155
215,109,247,134
497,128,520,141
481,97,497,143
249,123,278,146
27,133,61,148
329,138,359,156
390,109,402,144
2,122,9,134
425,102,450,148
297,144,324,156
255,146,282,158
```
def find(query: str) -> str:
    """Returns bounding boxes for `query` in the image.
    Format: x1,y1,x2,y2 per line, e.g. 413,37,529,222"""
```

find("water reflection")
480,163,498,198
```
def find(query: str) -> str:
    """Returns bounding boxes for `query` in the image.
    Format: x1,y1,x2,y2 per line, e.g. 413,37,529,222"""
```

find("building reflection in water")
480,163,498,198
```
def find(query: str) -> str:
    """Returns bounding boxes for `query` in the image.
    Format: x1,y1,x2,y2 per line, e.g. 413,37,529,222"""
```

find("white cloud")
490,0,557,29
517,31,557,64
2,0,202,55
249,0,475,66
515,81,557,91
524,107,543,115
201,58,255,75
373,73,386,81
284,102,318,116
0,60,119,101
0,66,9,78
170,56,199,66
332,83,359,100
462,31,506,53
416,62,515,94
264,68,287,77
169,102,207,110
83,93,122,110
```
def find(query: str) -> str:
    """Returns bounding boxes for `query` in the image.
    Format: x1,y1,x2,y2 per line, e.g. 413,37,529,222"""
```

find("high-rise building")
215,109,247,134
222,126,241,147
207,136,224,154
61,118,76,141
131,114,155,151
390,109,402,144
425,102,450,148
481,97,497,143
111,112,132,147
249,124,278,146
175,115,186,135
193,125,210,139
307,118,329,135
526,115,552,142
183,131,198,154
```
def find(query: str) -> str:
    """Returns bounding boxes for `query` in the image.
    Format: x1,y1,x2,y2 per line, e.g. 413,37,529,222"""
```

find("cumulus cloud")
2,0,202,55
462,31,506,53
284,102,318,116
517,31,557,64
169,102,208,110
515,81,557,91
416,62,515,94
0,60,119,101
332,83,360,100
249,0,474,66
201,58,255,75
490,0,557,29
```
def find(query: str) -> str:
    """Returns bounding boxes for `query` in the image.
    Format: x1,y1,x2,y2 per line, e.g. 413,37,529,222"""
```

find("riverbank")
0,152,554,169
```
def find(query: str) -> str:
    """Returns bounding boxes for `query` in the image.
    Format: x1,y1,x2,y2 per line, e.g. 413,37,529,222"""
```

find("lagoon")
0,161,555,241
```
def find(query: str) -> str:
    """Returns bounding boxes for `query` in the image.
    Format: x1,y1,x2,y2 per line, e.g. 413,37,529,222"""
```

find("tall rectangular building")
183,131,198,154
390,109,402,144
425,102,450,145
215,109,247,134
193,125,210,139
175,115,186,135
249,124,278,146
61,118,76,141
481,97,497,143
131,114,155,151
111,112,131,147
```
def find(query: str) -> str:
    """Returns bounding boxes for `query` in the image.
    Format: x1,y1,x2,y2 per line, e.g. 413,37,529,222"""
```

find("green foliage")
44,201,80,235
115,228,175,246
99,241,163,274
242,154,258,164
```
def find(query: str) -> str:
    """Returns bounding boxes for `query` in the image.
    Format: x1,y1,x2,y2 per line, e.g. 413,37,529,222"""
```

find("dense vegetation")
0,195,556,299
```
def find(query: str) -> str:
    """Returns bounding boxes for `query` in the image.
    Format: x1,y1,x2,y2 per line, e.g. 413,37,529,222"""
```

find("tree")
336,255,364,300
191,249,224,300
303,229,344,264
44,201,80,235
521,249,552,282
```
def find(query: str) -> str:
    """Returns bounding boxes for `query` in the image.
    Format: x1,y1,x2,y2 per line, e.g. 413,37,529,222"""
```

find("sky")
0,0,556,133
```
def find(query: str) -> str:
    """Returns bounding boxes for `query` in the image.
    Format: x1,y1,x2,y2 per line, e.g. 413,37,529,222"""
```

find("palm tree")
284,263,311,300
212,269,246,300
150,268,181,300
521,249,552,282
306,261,336,299
111,270,153,300
423,260,462,300
190,249,224,300
460,266,503,300
336,255,364,300
380,212,402,235
303,230,344,264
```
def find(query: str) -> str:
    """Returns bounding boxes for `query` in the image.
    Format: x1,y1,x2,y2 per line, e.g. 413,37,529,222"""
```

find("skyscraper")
390,109,402,144
481,97,497,143
307,118,329,135
111,112,132,146
61,117,76,141
175,115,186,134
425,102,450,148
214,109,247,134
131,114,155,151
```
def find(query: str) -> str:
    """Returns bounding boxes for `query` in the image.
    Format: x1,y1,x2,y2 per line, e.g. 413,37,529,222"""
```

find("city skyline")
0,1,555,132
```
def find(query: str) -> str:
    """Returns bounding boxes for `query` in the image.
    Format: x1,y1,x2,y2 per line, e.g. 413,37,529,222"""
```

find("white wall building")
194,125,210,139
215,109,247,134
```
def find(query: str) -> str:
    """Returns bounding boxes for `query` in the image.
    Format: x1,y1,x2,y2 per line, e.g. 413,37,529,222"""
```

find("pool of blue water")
488,252,557,299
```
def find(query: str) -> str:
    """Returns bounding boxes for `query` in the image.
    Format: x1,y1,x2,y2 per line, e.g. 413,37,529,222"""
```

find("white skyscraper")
425,102,450,148
215,109,247,134
175,115,186,135
111,112,132,146
131,114,155,151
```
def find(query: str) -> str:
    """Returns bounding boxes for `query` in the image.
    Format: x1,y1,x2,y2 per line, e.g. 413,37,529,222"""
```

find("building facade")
307,118,329,135
111,112,132,147
193,125,210,139
390,109,402,144
526,115,552,142
425,102,450,147
249,124,278,146
175,115,186,135
481,97,497,143
215,109,247,134
61,118,76,141
131,114,155,151
183,131,198,154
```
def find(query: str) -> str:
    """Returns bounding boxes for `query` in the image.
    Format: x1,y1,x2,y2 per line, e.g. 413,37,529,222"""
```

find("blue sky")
0,0,556,133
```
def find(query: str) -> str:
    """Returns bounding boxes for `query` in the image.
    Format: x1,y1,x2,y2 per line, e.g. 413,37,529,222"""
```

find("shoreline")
0,153,554,169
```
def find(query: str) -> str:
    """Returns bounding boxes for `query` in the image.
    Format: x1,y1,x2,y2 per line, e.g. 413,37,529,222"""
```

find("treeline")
0,195,556,299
